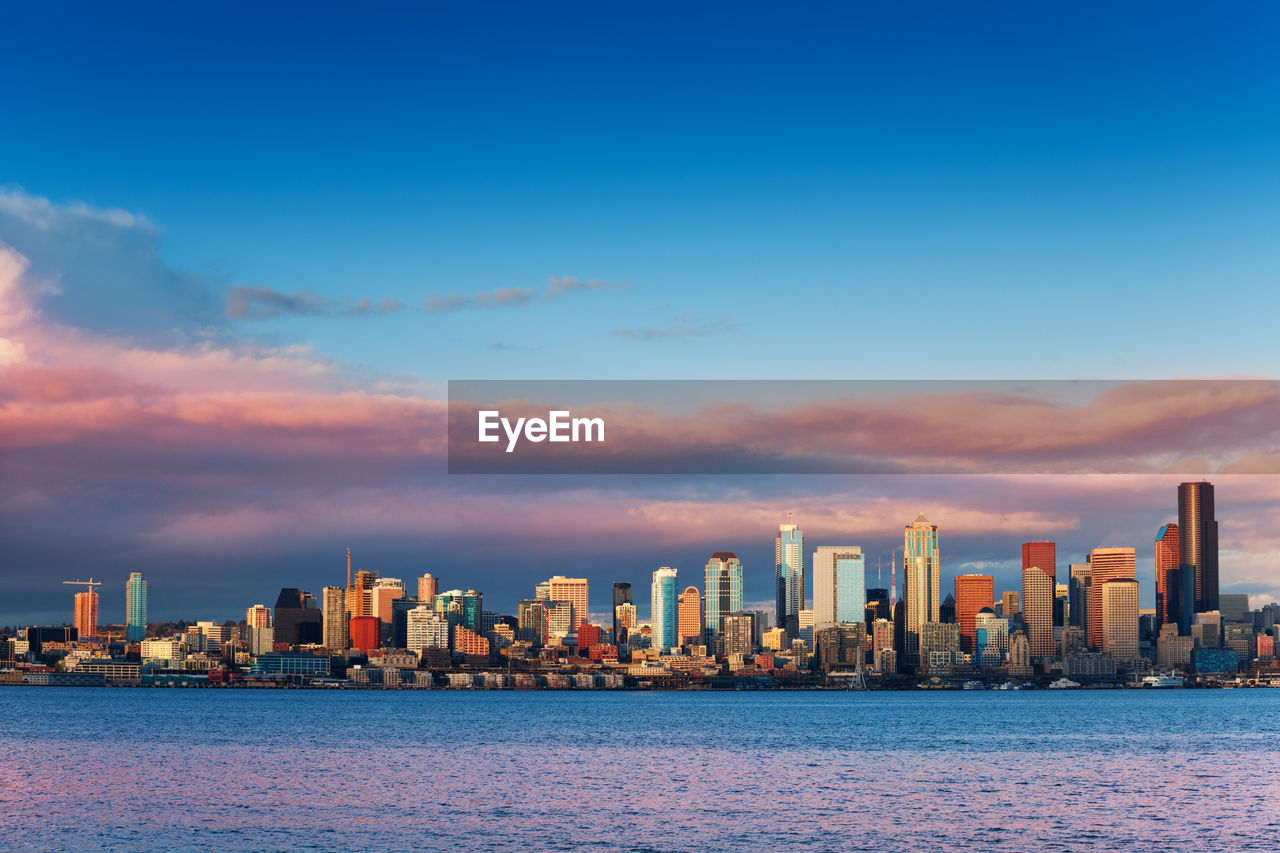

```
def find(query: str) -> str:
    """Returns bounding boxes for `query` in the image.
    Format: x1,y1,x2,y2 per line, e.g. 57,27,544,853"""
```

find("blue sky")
3,3,1280,624
5,2,1280,384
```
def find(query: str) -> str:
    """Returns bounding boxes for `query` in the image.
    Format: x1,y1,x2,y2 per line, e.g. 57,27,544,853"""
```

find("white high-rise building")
812,546,865,630
406,605,450,650
322,586,348,652
904,513,940,667
776,522,804,637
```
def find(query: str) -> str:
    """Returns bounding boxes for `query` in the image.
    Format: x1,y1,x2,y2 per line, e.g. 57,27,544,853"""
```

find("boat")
962,680,985,690
1048,677,1081,689
995,681,1020,690
1142,674,1185,688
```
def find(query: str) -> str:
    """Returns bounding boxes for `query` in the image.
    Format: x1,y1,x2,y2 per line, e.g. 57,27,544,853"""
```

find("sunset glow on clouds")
1,190,1278,623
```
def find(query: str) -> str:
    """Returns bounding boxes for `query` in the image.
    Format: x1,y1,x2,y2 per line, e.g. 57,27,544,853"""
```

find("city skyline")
9,483,1256,642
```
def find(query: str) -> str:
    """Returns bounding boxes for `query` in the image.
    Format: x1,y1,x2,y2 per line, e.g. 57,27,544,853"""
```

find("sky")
2,2,1280,626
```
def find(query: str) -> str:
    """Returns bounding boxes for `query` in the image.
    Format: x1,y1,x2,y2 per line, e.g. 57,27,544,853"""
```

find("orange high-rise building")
677,586,703,646
417,574,438,604
454,625,489,657
954,575,994,653
1154,524,1180,631
73,591,99,641
1088,547,1136,649
1021,566,1055,657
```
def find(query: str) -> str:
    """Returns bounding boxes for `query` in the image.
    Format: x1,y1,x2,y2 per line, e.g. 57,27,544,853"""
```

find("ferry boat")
1141,673,1185,688
962,680,986,690
1048,677,1081,689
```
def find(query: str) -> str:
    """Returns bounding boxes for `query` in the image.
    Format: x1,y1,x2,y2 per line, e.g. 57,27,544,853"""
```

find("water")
1,688,1277,852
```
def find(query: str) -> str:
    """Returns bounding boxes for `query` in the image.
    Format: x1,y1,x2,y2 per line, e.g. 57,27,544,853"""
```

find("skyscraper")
677,586,702,646
613,582,633,643
417,574,438,604
1087,547,1136,649
812,546,865,629
73,591,99,641
651,567,678,652
125,572,147,642
903,513,940,667
1178,481,1219,618
776,522,804,637
1021,541,1056,584
954,574,994,654
1101,578,1139,661
1154,523,1180,632
322,586,348,652
1068,563,1090,631
1021,566,1055,658
538,576,589,628
518,599,549,645
273,588,323,647
246,604,273,655
704,552,744,635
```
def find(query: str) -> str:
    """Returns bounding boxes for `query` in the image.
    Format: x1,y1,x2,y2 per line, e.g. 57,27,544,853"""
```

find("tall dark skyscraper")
1178,481,1219,621
273,588,322,647
612,582,632,643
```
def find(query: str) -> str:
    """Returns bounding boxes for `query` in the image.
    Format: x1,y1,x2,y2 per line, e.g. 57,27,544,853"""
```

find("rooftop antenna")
346,548,351,589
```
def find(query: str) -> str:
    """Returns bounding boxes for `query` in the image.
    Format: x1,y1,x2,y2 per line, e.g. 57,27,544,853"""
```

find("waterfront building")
776,522,805,637
903,513,940,667
73,591,99,641
651,567,678,652
812,546,865,630
704,553,744,635
1101,578,1139,662
125,572,147,642
1087,548,1136,649
1021,566,1055,657
1179,481,1219,619
247,652,330,676
954,574,994,654
677,586,702,646
1154,523,1180,632
1191,646,1237,675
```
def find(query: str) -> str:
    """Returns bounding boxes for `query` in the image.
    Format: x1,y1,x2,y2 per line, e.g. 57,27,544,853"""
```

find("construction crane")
63,578,102,593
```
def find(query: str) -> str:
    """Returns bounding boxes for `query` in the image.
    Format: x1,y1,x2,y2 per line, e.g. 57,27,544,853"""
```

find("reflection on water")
1,689,1278,852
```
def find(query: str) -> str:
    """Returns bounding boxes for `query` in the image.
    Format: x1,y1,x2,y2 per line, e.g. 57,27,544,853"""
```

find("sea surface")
1,687,1277,852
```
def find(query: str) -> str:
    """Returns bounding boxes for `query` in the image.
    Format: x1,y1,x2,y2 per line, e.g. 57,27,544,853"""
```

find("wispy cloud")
227,285,406,319
424,275,621,314
612,315,736,341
